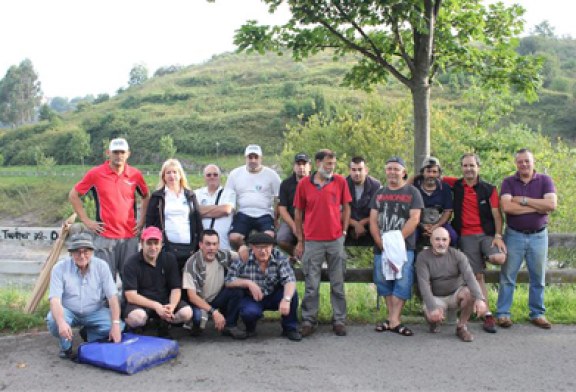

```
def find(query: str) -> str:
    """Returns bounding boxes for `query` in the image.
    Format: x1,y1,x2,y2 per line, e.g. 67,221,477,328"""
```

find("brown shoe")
531,317,552,329
333,324,347,336
456,325,474,342
497,317,513,328
301,324,315,337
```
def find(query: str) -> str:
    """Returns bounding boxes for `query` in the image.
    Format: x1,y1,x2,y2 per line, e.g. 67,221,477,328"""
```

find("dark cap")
421,156,441,170
247,232,276,245
386,156,406,168
294,153,310,163
67,232,95,251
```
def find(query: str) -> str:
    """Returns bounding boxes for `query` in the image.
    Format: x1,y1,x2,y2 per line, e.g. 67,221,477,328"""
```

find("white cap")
244,144,262,157
109,138,129,151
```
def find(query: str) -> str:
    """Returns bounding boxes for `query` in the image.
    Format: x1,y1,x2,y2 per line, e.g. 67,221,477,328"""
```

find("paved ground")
2,322,576,391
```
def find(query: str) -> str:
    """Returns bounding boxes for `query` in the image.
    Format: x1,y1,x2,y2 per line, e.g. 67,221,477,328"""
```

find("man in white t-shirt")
195,164,236,250
225,145,281,250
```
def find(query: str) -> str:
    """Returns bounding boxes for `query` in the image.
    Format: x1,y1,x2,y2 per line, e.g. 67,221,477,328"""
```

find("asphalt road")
2,322,576,392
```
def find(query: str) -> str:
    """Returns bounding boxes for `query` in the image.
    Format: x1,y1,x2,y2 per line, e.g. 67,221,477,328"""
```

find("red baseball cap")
141,226,163,241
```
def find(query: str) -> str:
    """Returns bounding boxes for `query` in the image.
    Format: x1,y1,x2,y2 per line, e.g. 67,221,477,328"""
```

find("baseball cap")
247,232,276,245
244,144,262,157
109,138,129,151
294,153,310,163
67,232,95,251
386,156,406,168
141,226,163,241
421,156,441,170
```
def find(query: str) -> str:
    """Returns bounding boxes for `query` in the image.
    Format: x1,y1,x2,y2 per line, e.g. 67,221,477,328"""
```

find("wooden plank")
294,268,576,284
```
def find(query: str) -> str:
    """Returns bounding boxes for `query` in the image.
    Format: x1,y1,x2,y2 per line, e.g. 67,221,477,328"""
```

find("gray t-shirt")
415,247,484,311
369,184,424,250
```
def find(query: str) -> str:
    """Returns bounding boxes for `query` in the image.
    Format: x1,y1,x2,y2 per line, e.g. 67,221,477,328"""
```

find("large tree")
0,59,42,127
220,0,541,167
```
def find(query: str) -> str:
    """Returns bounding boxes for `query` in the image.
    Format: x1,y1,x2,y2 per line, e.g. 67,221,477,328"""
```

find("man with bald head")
416,227,487,342
196,164,236,250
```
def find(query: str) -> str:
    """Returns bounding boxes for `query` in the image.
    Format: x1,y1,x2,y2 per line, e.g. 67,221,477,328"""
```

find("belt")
509,226,546,235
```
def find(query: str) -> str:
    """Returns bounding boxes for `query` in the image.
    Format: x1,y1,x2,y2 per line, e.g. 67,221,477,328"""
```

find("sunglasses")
205,173,219,177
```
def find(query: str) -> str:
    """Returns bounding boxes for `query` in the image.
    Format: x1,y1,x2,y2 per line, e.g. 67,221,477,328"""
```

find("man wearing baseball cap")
69,137,150,282
225,232,301,341
277,152,311,260
46,226,123,360
123,226,192,336
225,144,281,250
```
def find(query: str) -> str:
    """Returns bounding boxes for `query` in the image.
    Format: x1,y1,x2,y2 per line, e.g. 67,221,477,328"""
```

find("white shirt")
225,166,281,218
195,185,235,250
164,189,191,244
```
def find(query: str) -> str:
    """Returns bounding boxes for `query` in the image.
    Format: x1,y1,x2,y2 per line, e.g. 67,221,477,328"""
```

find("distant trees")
128,64,149,87
0,59,42,127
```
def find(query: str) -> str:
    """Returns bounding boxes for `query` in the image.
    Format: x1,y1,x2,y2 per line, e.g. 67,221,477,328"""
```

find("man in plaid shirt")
226,232,301,341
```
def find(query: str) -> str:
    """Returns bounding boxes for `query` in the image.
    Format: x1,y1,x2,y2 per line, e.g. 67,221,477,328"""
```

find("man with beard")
370,157,423,336
294,149,352,337
445,153,506,334
345,156,381,246
413,157,457,247
416,227,487,342
276,153,311,259
225,144,281,250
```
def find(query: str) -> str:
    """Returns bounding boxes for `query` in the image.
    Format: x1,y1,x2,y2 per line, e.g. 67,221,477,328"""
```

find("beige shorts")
422,286,467,312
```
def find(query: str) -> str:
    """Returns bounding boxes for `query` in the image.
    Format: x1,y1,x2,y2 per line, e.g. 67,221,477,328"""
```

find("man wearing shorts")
226,144,281,250
446,153,506,334
416,227,487,342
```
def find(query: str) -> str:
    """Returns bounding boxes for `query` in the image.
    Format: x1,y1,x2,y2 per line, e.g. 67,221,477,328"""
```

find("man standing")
69,137,150,280
123,227,192,335
277,153,311,258
369,157,423,336
47,231,122,360
496,149,557,329
414,157,457,246
225,232,301,341
416,227,487,342
182,229,247,339
294,149,351,337
226,144,281,249
346,156,381,246
195,164,236,250
448,153,506,334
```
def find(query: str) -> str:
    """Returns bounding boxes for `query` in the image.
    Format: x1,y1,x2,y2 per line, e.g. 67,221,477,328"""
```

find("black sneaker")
282,329,302,342
222,326,248,340
59,347,77,361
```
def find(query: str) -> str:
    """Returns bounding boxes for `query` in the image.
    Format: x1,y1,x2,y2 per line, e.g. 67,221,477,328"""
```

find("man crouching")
416,227,487,342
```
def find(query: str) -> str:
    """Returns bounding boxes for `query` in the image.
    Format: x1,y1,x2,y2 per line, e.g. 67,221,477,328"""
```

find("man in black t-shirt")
123,226,192,334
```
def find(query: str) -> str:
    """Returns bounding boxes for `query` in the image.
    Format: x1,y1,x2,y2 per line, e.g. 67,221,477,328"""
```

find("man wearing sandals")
416,227,488,342
369,157,423,336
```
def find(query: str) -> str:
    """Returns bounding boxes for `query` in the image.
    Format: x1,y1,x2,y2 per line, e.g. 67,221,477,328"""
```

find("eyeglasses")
205,173,219,177
111,150,127,155
72,248,93,256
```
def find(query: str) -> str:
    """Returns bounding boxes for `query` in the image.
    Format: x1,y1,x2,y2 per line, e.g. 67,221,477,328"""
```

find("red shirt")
294,173,352,241
74,162,149,239
444,176,499,236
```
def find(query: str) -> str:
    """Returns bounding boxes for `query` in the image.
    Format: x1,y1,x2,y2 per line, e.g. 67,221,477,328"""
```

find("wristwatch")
283,296,292,303
520,196,528,206
207,307,215,316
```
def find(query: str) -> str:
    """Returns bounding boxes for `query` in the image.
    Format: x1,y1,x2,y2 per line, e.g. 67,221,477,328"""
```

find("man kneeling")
225,232,301,341
416,227,487,342
123,227,192,336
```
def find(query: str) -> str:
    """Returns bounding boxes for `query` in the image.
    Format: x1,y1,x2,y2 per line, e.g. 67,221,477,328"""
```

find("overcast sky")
1,0,572,98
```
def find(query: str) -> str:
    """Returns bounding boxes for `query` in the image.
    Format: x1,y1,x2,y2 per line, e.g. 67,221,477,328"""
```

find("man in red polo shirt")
445,153,506,334
294,149,351,337
69,137,150,281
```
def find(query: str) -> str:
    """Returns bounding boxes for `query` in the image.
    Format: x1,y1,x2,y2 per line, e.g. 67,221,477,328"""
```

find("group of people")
46,137,557,359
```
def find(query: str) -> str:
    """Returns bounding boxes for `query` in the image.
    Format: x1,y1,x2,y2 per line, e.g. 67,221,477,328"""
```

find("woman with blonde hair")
145,159,203,270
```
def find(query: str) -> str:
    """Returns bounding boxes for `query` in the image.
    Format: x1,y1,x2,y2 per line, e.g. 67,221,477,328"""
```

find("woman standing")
146,159,203,270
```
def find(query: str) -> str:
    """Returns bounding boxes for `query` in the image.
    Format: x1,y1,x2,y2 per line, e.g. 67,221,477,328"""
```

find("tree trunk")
411,83,431,174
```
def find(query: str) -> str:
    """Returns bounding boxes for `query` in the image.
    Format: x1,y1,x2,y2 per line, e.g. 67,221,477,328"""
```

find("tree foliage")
228,0,542,169
128,64,149,87
0,59,42,127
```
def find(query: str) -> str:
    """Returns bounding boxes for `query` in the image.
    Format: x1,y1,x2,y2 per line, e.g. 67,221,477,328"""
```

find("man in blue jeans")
47,230,122,360
497,149,557,329
182,229,247,339
225,232,301,341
